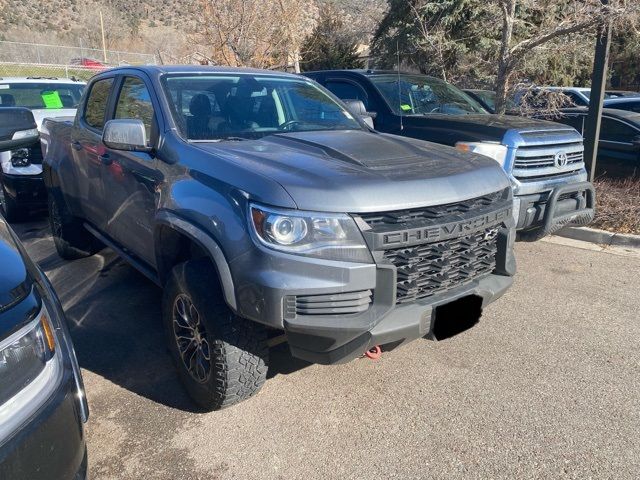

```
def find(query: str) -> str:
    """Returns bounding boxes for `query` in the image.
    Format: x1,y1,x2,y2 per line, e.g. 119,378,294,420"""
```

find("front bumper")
511,168,595,236
231,214,516,364
0,368,87,480
2,173,47,208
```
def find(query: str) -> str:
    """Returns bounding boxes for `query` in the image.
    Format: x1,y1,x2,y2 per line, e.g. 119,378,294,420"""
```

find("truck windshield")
162,74,363,141
0,82,85,109
370,75,487,115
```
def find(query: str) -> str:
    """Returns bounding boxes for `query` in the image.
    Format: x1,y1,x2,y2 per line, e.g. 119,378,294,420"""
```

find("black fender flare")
155,210,237,311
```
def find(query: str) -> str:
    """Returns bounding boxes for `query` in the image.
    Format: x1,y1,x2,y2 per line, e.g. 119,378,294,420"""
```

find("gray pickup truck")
42,66,516,410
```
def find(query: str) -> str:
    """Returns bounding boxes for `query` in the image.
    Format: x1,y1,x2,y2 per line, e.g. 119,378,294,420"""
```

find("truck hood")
405,113,566,143
0,219,31,311
193,130,511,212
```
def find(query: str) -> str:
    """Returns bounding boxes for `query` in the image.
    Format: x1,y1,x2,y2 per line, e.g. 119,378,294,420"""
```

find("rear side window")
325,80,368,107
114,77,156,140
600,118,639,142
84,78,114,130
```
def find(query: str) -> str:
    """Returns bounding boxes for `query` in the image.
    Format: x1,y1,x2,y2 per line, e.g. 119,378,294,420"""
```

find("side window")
561,114,586,134
600,118,638,143
114,77,155,141
565,92,588,107
325,80,368,108
84,78,114,130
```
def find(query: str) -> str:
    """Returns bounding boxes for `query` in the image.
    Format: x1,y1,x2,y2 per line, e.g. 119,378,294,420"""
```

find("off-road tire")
48,193,102,260
0,183,24,223
163,259,269,411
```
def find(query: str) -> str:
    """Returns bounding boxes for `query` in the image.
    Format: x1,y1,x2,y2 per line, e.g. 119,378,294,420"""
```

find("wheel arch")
155,211,237,311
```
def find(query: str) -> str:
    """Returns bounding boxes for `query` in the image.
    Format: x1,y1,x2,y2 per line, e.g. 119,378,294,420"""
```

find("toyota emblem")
554,151,568,168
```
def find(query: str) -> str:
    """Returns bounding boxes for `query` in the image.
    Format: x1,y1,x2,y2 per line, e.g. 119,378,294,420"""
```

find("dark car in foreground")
0,108,88,479
306,70,595,240
43,65,517,410
536,107,640,177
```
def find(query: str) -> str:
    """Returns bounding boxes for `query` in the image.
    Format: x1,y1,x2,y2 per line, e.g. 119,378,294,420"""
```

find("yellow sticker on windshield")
400,104,412,111
41,91,64,109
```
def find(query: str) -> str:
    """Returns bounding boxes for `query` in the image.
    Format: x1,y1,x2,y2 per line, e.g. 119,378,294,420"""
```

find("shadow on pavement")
13,218,311,412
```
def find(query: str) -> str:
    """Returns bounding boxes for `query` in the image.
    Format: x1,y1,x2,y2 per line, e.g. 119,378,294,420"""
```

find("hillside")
0,0,385,61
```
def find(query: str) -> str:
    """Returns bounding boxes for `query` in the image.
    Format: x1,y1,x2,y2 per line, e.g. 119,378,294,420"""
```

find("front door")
100,75,161,267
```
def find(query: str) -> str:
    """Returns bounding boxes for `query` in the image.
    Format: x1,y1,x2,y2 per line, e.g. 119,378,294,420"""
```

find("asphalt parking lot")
14,219,640,480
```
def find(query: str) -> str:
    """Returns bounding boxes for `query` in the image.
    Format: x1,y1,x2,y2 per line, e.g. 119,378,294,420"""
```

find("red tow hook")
364,345,382,360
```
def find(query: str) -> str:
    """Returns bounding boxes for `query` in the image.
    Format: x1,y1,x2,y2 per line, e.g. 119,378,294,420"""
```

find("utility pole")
584,0,612,182
100,11,108,64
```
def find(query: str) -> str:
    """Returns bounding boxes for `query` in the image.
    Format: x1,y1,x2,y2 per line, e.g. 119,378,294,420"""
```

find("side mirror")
102,119,151,152
0,107,39,152
343,99,377,129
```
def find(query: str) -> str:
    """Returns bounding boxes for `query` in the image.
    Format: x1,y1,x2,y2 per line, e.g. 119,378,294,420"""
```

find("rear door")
71,76,115,226
100,74,161,267
598,117,640,163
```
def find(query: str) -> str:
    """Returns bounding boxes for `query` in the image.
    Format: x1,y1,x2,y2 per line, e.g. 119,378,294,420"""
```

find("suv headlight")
249,203,372,263
0,305,62,441
456,141,508,167
10,148,31,168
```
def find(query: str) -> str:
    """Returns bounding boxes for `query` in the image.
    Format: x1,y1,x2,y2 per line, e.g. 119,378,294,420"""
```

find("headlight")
0,305,62,440
249,203,372,263
456,141,508,167
10,149,31,168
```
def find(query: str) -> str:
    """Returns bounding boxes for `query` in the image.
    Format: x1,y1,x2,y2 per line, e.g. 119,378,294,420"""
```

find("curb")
556,226,640,248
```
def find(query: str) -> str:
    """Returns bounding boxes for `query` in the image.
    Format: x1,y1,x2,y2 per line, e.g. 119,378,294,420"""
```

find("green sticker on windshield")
41,90,63,109
400,104,412,111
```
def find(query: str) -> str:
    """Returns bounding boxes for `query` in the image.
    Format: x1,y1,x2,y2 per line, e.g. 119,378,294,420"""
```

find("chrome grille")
512,128,585,179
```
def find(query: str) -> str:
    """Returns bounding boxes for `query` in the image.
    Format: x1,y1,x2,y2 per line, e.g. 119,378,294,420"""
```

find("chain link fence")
0,41,157,81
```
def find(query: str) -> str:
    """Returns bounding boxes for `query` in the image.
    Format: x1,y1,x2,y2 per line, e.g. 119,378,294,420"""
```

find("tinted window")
370,74,486,115
115,77,155,140
610,101,640,113
84,78,114,130
600,118,639,142
0,82,85,109
325,81,368,107
162,74,362,141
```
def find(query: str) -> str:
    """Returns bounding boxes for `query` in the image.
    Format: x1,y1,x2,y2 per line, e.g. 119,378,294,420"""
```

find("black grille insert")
359,190,507,228
383,228,499,304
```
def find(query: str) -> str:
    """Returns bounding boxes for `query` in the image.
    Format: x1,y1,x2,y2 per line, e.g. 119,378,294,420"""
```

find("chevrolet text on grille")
377,208,512,248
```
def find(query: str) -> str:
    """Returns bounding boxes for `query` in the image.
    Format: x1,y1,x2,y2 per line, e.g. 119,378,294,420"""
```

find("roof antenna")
396,39,404,132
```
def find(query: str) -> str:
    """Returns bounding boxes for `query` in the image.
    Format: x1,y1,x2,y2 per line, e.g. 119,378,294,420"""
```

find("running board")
83,223,161,287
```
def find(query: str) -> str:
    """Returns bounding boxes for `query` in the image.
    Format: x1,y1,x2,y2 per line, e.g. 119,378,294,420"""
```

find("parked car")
463,89,518,114
0,107,88,480
603,97,640,113
42,65,517,410
0,77,85,221
305,70,595,240
70,58,107,71
537,107,640,177
605,90,640,99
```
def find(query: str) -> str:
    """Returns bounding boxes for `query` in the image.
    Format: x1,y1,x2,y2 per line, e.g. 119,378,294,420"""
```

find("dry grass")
592,177,640,234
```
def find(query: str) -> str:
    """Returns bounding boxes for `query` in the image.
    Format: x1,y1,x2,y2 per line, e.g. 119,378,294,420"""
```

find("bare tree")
494,0,638,113
191,0,317,70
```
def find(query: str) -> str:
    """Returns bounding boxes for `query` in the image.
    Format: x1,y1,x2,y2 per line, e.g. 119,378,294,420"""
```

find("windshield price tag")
41,90,64,109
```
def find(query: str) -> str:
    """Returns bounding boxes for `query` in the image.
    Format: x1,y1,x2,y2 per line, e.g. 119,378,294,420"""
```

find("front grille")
383,228,499,304
359,189,507,227
285,290,373,317
512,128,585,179
514,144,583,170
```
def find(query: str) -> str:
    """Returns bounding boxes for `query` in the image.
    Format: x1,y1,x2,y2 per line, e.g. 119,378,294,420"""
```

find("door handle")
99,154,112,166
71,141,83,151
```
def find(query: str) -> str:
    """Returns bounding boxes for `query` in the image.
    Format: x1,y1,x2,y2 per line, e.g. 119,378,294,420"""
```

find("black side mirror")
0,107,39,152
343,99,377,128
